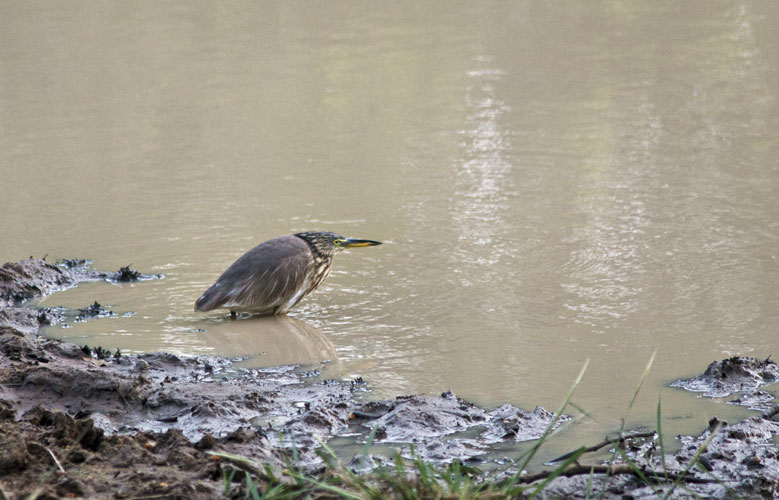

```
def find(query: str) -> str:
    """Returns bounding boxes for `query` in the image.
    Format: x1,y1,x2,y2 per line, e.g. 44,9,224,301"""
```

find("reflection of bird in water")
198,315,339,371
195,231,382,318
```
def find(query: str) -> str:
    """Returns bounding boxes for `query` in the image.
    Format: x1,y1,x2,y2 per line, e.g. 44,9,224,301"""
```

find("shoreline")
1,258,777,499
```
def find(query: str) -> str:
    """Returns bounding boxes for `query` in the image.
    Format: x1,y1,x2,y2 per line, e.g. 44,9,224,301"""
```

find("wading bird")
195,231,382,318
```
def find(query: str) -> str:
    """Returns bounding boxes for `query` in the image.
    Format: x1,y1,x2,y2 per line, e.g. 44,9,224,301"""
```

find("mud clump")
109,264,163,283
116,265,143,281
351,392,564,451
75,301,115,322
670,356,779,411
671,356,779,396
80,343,119,360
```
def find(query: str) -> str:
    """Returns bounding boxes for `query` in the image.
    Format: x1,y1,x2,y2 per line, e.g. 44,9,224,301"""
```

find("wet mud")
538,414,779,499
671,356,779,403
1,258,778,499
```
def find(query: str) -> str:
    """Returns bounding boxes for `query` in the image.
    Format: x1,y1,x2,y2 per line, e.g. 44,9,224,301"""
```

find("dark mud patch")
0,260,75,308
670,356,779,412
0,403,284,499
74,301,115,322
116,265,143,281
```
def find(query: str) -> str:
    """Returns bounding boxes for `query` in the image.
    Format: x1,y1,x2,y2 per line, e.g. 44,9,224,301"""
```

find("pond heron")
195,231,382,317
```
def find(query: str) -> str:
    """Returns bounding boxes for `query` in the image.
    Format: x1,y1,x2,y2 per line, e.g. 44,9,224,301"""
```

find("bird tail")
194,286,220,311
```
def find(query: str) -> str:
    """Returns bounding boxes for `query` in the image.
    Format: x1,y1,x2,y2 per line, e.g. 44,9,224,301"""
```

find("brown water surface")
2,2,778,449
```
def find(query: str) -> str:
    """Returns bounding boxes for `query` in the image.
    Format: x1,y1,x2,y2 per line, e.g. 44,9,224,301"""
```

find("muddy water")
2,2,778,449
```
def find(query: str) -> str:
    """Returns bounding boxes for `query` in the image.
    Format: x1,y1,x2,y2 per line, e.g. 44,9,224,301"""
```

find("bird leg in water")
230,310,236,320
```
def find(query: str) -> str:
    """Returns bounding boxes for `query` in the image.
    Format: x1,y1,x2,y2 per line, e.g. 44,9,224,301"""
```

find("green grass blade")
620,350,656,433
656,396,667,479
208,451,263,470
410,445,433,491
528,447,587,498
500,359,589,495
517,358,590,474
584,465,595,500
223,466,237,496
568,401,595,421
615,447,655,489
359,424,379,472
696,468,745,500
288,432,302,475
259,483,290,500
286,470,367,500
315,435,385,498
244,473,261,500
661,422,722,500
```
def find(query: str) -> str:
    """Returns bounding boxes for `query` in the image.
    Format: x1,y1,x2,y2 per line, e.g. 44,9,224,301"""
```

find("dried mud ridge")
0,258,777,499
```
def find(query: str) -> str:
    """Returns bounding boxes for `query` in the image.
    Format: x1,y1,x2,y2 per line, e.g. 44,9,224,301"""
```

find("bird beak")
341,238,383,248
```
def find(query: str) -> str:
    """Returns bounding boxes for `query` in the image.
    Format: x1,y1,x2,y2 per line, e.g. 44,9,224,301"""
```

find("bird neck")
295,234,334,262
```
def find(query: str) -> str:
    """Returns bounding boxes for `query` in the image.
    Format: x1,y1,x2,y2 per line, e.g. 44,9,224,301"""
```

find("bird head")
296,231,382,257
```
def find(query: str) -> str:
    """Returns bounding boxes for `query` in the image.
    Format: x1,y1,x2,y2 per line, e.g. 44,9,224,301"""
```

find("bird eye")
334,238,345,246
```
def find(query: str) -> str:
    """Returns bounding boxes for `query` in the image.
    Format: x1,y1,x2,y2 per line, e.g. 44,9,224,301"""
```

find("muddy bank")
1,258,778,499
0,259,562,498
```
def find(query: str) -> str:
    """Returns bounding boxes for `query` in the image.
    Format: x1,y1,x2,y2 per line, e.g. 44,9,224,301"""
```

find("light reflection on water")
3,1,778,453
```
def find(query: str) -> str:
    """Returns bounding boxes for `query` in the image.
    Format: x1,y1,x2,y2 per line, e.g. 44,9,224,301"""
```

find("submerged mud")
1,258,777,499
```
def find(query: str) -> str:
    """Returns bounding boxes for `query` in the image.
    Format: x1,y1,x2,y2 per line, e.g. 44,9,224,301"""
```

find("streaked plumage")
195,231,381,316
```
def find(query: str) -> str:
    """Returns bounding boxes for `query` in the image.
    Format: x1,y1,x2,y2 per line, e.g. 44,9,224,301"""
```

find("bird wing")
195,235,312,313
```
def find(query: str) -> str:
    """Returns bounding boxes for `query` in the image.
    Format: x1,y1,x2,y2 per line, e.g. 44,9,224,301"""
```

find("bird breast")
308,255,333,293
